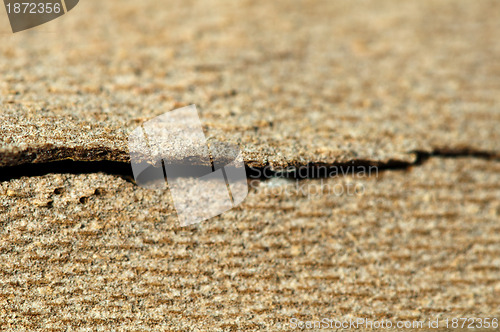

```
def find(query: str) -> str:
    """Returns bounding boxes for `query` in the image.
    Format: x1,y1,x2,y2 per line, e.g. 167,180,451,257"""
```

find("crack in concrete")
0,149,498,184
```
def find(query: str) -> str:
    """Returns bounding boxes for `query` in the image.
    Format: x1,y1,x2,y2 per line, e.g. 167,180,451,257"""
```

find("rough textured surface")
0,157,499,330
1,0,500,168
1,0,500,330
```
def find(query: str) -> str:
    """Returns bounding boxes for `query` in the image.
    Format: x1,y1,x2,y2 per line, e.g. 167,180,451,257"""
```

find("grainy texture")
0,158,499,330
1,0,500,331
1,0,500,168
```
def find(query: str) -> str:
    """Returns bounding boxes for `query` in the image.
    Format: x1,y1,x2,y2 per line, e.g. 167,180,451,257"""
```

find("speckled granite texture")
1,0,500,331
1,158,499,330
1,0,499,168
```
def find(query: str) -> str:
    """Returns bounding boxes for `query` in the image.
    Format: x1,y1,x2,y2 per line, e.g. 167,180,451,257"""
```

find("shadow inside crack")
0,149,497,184
0,160,135,183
